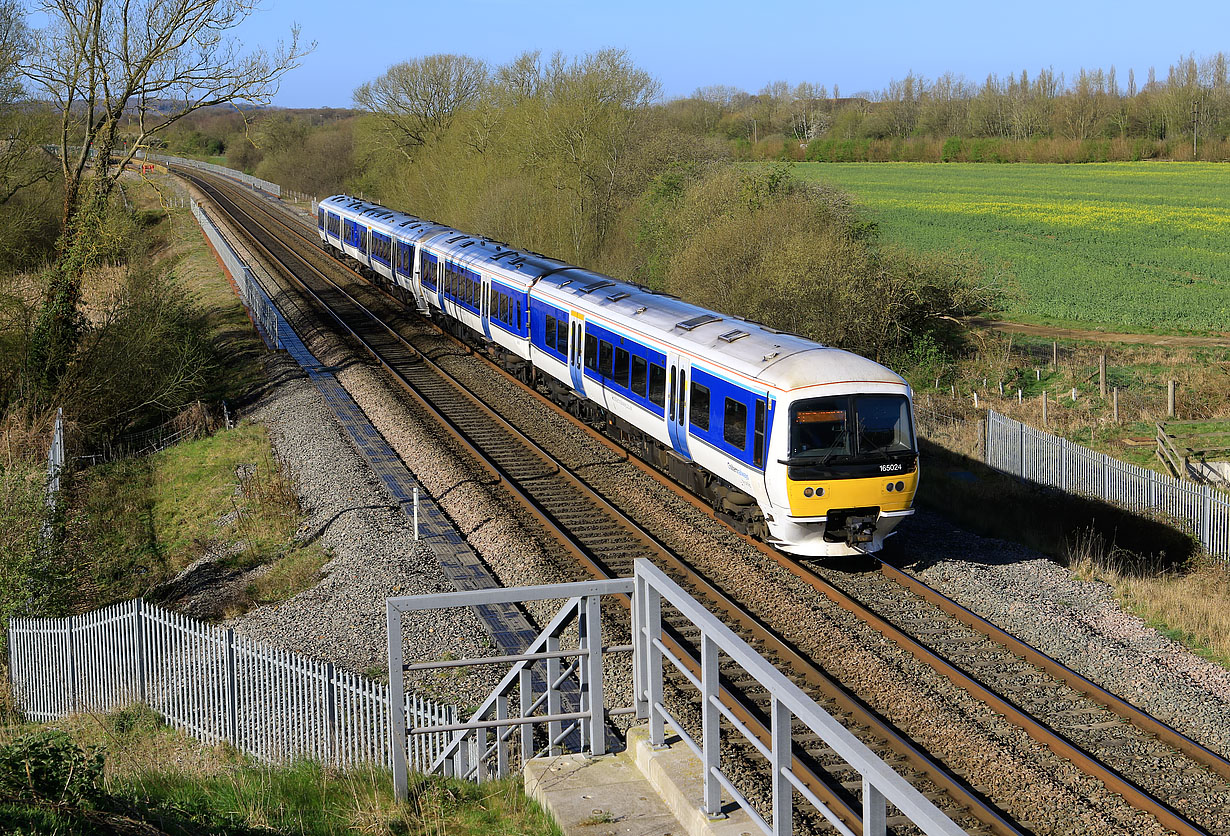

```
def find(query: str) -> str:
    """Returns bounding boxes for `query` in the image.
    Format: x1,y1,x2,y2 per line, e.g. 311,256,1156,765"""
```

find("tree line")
667,54,1230,162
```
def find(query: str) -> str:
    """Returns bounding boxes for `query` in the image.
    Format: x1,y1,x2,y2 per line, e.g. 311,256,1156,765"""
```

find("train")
316,194,918,557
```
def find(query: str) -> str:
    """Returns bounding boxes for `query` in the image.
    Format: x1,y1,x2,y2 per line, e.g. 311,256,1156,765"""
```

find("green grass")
0,705,561,836
792,162,1230,334
66,422,326,610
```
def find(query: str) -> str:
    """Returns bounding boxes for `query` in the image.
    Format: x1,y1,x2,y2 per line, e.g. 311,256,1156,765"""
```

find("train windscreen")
790,395,913,461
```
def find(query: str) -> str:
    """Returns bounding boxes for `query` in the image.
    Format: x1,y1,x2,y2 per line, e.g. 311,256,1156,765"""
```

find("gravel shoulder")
897,510,1230,758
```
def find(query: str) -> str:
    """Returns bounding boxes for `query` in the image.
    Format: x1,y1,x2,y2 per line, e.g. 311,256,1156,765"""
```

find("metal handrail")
634,559,964,836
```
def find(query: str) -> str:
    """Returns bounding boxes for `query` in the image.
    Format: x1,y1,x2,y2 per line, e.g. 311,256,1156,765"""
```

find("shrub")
0,730,105,806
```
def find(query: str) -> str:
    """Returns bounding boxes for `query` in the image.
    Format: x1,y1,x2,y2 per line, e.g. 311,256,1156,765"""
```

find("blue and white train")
317,194,918,557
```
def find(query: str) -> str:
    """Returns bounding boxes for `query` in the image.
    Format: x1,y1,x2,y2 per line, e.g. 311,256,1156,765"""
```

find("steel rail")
187,171,1022,836
195,173,1226,836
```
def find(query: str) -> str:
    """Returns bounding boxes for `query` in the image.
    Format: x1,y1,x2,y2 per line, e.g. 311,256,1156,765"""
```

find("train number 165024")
879,463,903,472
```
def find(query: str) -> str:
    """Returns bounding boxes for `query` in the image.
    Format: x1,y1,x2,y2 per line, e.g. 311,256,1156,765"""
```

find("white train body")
317,195,918,557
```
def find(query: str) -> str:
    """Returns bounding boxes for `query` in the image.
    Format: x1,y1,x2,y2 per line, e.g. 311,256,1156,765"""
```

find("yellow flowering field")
793,162,1230,333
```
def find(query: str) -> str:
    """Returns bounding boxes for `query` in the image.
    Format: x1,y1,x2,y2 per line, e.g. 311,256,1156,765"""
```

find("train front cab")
766,385,918,557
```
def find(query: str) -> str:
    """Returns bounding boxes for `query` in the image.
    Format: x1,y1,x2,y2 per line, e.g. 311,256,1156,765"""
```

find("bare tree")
0,0,54,206
23,0,309,229
21,0,309,395
353,54,488,160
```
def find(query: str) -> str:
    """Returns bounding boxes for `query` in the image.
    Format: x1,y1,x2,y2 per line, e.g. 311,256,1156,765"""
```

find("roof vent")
559,279,573,287
607,292,629,302
677,313,722,331
718,329,750,343
634,306,647,315
581,279,615,293
762,351,780,361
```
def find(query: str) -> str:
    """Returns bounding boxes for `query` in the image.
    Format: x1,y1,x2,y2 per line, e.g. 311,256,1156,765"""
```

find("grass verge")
1067,529,1230,669
0,704,561,836
65,421,327,613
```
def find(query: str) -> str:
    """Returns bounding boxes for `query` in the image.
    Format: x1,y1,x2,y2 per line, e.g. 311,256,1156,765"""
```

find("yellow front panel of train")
786,469,918,517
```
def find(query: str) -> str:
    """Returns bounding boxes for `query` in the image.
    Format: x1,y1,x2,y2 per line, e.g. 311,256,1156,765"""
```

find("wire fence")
7,598,456,771
986,409,1230,560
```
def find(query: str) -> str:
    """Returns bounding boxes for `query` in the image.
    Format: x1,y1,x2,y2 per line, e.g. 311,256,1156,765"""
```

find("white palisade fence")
7,599,455,771
986,409,1230,559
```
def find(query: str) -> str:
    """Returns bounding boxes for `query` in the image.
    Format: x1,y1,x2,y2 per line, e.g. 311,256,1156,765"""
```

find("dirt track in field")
968,317,1230,348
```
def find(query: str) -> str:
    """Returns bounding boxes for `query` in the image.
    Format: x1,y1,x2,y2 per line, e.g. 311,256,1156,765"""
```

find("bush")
638,163,997,363
0,730,105,806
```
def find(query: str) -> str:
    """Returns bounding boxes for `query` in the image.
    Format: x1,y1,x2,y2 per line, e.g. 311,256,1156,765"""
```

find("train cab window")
599,341,614,379
556,318,568,352
318,208,324,229
649,363,665,407
545,314,557,350
631,356,648,398
584,334,598,370
724,398,747,450
690,382,710,431
614,348,630,389
753,401,766,468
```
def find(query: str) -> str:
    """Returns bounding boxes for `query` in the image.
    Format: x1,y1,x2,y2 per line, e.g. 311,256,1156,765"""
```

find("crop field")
792,162,1230,334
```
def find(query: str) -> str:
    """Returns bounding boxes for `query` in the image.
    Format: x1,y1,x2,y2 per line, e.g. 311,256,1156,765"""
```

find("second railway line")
184,169,1230,836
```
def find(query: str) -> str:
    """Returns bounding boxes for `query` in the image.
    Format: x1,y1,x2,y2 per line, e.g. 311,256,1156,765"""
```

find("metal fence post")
1059,437,1069,492
863,779,888,836
646,582,665,747
66,616,77,713
1018,417,1025,477
546,630,563,755
325,662,337,763
1203,485,1213,549
584,594,605,756
771,697,792,836
701,633,722,818
632,572,647,720
135,599,146,704
225,628,238,747
386,602,408,800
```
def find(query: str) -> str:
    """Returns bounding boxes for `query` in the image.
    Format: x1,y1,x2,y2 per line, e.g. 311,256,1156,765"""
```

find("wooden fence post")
1099,354,1107,398
1168,381,1177,418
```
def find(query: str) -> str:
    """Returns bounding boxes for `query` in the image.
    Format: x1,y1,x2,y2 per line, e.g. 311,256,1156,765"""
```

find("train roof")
320,195,907,393
532,268,903,392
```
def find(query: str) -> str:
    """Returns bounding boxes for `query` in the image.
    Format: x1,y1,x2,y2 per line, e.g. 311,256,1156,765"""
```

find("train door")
480,275,492,340
666,358,691,458
568,315,586,396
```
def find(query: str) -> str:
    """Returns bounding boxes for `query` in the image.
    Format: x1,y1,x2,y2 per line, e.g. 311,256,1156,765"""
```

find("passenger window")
599,341,614,379
614,348,630,388
753,400,766,468
585,334,598,370
690,382,710,431
724,398,747,450
556,318,568,352
500,295,509,322
649,363,665,407
545,314,557,350
631,356,647,397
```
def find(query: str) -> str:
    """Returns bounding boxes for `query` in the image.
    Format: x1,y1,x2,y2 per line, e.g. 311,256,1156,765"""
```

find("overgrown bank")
0,704,560,836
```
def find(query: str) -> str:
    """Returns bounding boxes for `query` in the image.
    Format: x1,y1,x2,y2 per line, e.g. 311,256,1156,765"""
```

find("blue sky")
235,0,1230,108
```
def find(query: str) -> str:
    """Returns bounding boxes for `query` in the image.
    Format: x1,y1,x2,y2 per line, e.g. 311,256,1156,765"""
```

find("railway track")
185,171,1230,836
